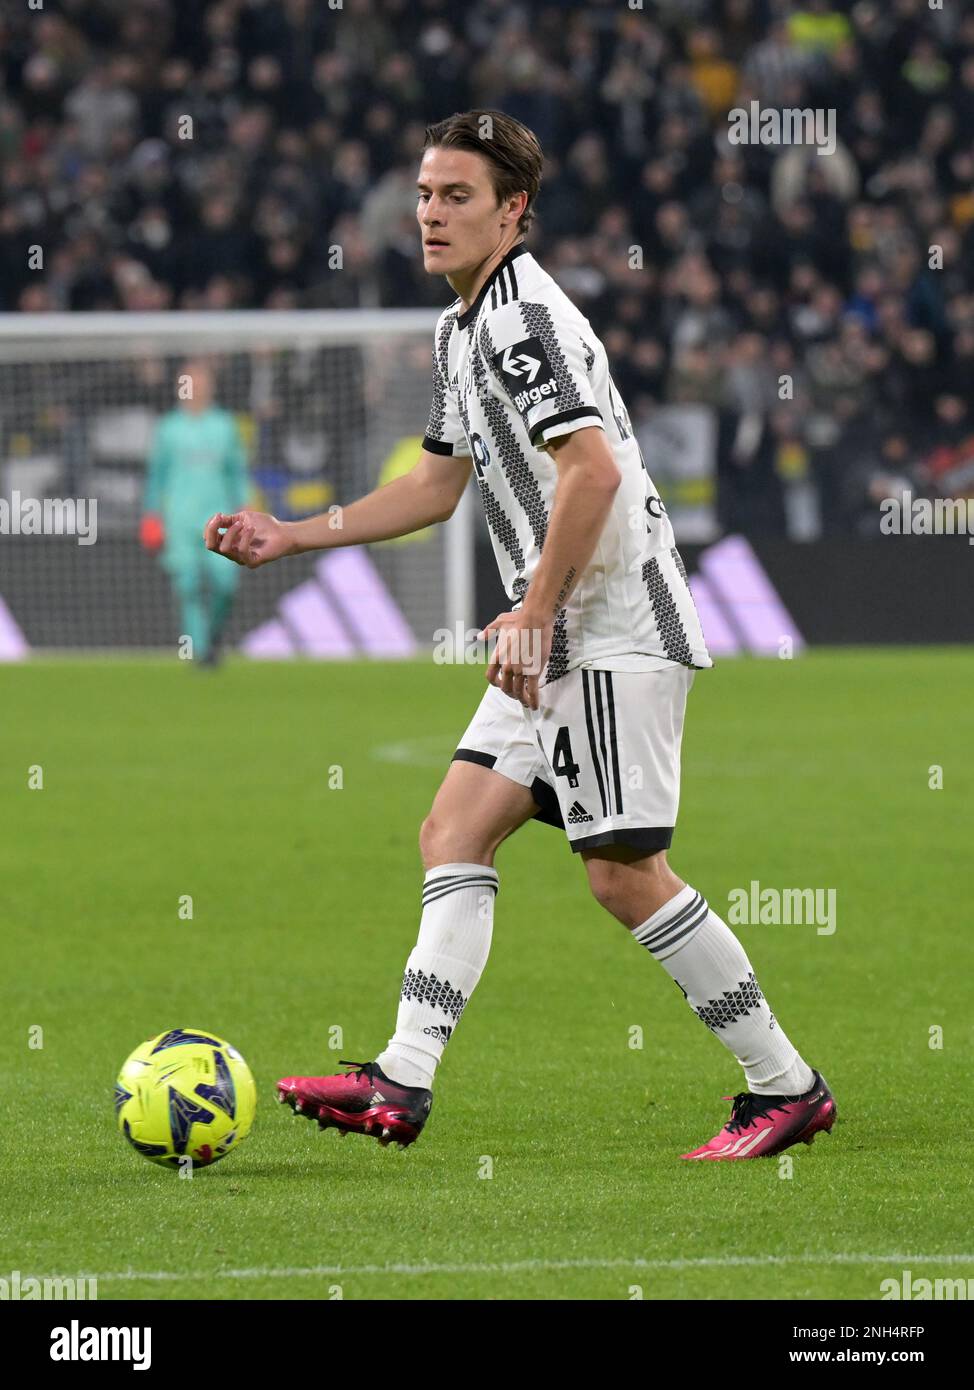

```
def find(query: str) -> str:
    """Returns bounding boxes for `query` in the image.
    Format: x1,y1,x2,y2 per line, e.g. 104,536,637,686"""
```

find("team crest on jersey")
493,338,560,414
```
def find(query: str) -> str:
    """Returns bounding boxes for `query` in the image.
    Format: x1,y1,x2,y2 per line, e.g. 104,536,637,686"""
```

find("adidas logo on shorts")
567,800,594,824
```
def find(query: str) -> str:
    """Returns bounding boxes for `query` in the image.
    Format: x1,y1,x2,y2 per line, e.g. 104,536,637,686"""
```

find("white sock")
631,884,816,1096
374,862,499,1090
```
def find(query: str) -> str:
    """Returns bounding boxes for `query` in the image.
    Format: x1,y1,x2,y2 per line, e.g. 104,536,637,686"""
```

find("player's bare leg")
581,843,687,927
581,845,836,1159
418,757,541,870
277,762,540,1146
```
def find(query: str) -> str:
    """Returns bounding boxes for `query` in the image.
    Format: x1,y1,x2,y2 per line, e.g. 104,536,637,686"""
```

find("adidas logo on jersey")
567,801,594,824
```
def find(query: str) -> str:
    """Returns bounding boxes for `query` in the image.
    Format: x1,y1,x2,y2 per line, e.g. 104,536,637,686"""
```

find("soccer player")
205,111,835,1160
143,360,248,666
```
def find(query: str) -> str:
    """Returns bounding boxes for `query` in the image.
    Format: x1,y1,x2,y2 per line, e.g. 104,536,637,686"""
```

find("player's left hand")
480,609,553,710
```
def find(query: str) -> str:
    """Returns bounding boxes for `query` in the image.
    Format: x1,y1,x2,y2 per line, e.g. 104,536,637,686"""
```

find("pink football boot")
681,1068,836,1160
277,1060,432,1149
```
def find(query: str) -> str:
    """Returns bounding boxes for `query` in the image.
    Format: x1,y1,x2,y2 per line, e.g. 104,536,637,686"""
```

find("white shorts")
452,664,694,854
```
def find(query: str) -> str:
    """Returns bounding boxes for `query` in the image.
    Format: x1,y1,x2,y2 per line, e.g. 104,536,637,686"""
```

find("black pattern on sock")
693,972,765,1031
400,967,468,1023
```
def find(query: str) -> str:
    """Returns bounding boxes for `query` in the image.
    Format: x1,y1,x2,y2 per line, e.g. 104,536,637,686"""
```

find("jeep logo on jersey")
470,431,491,479
493,337,559,413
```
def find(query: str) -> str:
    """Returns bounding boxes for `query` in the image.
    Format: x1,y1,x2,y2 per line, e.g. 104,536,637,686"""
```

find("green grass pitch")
1,649,971,1301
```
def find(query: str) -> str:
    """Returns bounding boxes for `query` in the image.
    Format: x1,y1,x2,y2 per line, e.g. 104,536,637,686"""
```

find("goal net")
0,310,475,659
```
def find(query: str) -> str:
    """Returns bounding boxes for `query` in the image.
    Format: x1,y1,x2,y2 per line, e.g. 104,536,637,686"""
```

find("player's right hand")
203,509,294,568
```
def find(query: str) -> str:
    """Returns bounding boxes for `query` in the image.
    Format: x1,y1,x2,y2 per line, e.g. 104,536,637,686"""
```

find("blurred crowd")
1,0,973,535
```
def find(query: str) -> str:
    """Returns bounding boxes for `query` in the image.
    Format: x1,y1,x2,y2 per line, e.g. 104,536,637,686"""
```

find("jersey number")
552,726,580,788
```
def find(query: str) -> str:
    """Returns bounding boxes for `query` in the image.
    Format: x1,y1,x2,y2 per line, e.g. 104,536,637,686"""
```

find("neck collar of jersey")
455,243,530,330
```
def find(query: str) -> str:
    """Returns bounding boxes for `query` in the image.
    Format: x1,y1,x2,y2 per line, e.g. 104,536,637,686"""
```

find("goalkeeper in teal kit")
142,361,248,664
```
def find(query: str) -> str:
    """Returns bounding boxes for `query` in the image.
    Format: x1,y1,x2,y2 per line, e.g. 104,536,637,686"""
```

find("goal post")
0,310,477,658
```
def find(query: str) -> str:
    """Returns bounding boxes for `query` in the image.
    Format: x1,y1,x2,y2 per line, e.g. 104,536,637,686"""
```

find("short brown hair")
423,109,543,235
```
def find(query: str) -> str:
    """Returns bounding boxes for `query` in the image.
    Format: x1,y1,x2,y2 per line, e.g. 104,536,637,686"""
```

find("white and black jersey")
423,243,712,682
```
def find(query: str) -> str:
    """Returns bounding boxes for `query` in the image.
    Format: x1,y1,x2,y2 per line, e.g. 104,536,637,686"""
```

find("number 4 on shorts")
552,725,580,788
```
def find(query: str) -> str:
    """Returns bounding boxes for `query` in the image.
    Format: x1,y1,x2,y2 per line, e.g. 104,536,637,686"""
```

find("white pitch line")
87,1253,974,1283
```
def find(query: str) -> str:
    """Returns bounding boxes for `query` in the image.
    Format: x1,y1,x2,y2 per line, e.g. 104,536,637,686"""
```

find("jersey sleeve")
422,336,471,459
481,300,604,453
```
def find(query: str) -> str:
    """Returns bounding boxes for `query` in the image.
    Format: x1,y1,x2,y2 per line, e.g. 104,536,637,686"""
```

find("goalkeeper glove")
140,513,165,551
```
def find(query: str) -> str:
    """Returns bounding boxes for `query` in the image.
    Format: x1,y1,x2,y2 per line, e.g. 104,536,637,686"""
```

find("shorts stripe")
581,669,609,818
603,672,624,814
592,672,623,815
593,675,612,814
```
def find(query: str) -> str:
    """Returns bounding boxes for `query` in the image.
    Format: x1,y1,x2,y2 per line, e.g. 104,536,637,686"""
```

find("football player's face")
181,362,214,411
417,147,515,276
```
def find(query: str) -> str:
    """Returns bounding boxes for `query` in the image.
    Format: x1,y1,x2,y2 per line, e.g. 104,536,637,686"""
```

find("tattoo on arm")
554,566,576,613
